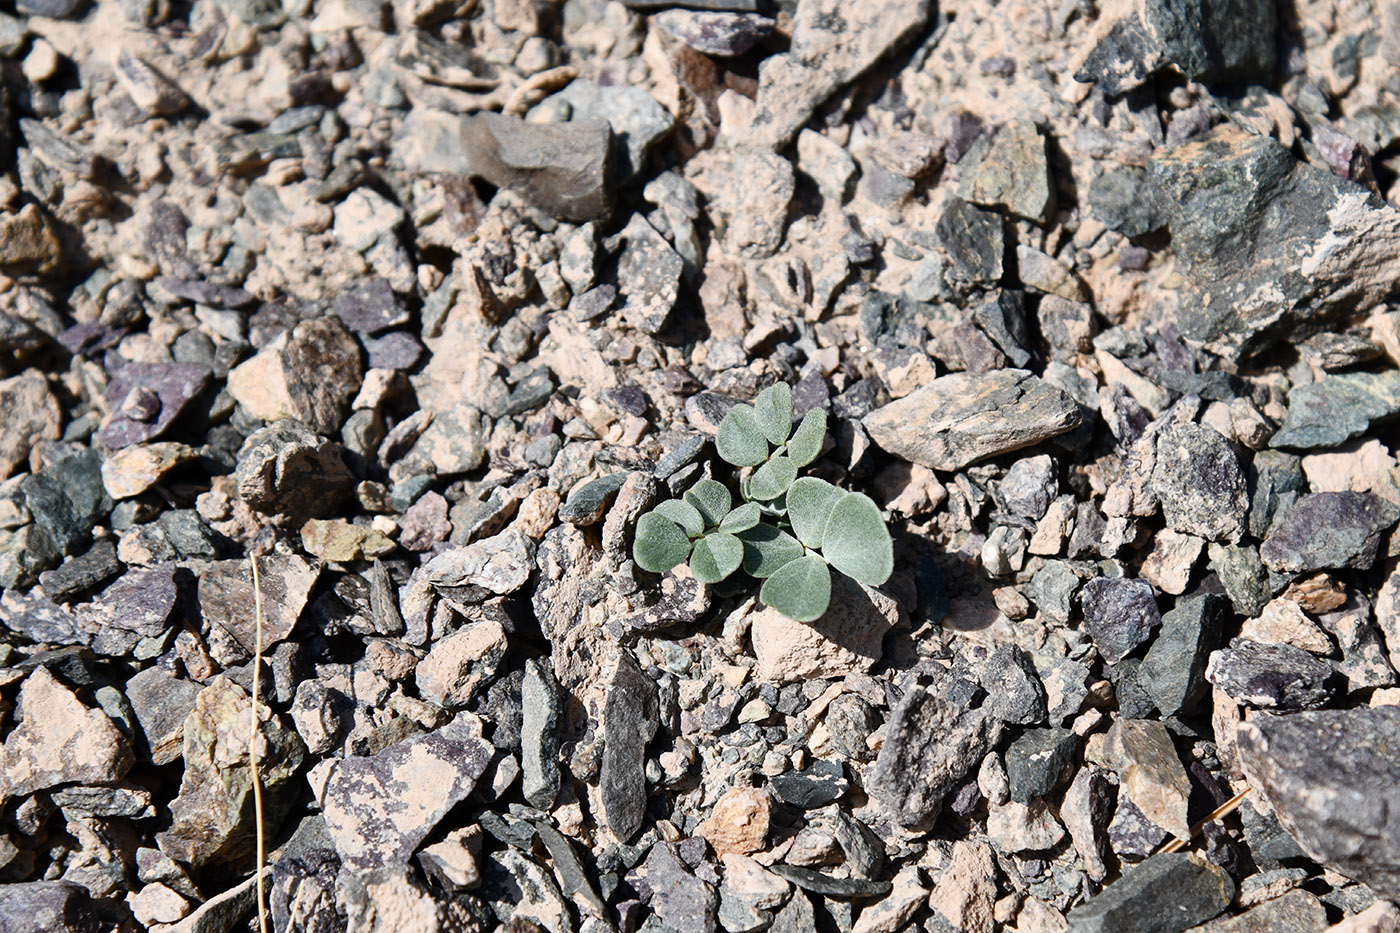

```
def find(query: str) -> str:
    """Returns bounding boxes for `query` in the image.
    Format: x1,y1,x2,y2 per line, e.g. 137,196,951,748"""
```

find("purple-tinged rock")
1079,577,1161,664
1205,640,1337,710
654,10,774,56
153,277,256,309
1259,492,1400,573
98,362,210,449
332,278,410,335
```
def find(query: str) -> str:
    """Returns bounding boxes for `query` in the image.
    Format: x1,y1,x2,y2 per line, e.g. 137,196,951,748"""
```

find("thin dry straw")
250,551,268,933
1156,787,1253,855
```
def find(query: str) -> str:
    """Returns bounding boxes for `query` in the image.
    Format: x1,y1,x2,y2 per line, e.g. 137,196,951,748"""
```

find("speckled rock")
751,575,899,682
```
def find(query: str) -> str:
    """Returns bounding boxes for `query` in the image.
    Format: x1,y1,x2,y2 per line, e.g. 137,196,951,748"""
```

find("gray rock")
1138,592,1228,717
559,472,630,525
417,111,612,222
1063,767,1116,882
1074,0,1275,95
1150,423,1248,542
957,120,1053,223
1269,370,1400,450
1005,728,1077,802
1260,492,1400,572
1147,125,1400,361
998,454,1057,521
1205,889,1327,933
983,644,1048,725
234,420,353,519
600,654,658,842
322,715,492,875
0,881,100,933
98,363,210,449
20,449,110,558
688,145,794,259
864,369,1081,471
199,553,320,666
825,693,882,761
1066,852,1233,932
16,0,88,17
482,848,571,930
654,10,774,56
158,677,304,867
768,864,892,899
1237,706,1400,898
520,658,562,810
123,666,202,766
538,80,672,181
1088,167,1164,237
737,0,931,150
937,196,1005,285
613,215,684,334
1079,577,1160,664
331,278,409,335
38,538,121,603
870,675,1003,826
1207,543,1270,617
1028,560,1081,625
1247,449,1305,540
1206,640,1337,710
630,843,717,933
770,760,848,809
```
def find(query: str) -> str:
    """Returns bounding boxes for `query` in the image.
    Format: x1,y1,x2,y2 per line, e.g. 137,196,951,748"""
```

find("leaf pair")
716,383,827,504
633,478,757,584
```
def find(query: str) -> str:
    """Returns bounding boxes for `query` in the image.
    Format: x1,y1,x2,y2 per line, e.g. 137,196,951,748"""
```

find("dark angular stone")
38,538,122,603
1205,640,1337,710
559,472,630,526
1005,727,1077,802
937,196,1004,284
99,363,211,449
332,278,410,335
0,881,100,933
1269,370,1400,450
600,654,658,842
1138,592,1228,717
654,10,774,56
1237,706,1400,899
770,759,848,809
1259,492,1400,573
983,644,1048,725
1088,167,1164,236
1079,577,1161,664
1150,423,1248,542
1066,852,1234,932
520,658,562,810
459,113,613,222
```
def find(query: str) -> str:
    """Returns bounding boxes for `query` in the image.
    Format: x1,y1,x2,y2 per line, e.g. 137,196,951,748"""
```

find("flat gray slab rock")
863,369,1081,472
1237,706,1400,899
1270,370,1400,450
321,715,493,875
1066,851,1234,933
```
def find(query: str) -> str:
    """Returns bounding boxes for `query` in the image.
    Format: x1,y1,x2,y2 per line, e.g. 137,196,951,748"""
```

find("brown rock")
101,442,198,499
928,841,997,933
300,519,396,562
0,371,62,480
0,205,61,274
697,786,772,855
197,553,321,665
415,621,508,709
227,316,363,434
0,666,133,803
750,575,900,682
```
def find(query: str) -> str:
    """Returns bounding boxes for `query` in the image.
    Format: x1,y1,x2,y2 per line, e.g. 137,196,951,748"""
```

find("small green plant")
633,382,893,622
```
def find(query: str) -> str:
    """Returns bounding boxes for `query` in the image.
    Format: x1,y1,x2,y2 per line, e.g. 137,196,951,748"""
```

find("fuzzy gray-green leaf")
748,455,797,501
684,479,732,527
738,524,805,578
821,492,893,586
786,408,827,467
754,382,794,446
719,501,760,534
760,555,832,622
716,405,769,467
689,532,743,583
634,512,694,573
786,476,843,549
653,499,704,538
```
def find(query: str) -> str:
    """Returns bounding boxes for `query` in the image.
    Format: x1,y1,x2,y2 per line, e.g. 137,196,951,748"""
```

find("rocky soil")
3,0,1400,931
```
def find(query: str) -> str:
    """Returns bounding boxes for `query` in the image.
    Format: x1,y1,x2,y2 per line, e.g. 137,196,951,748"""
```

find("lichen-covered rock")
1259,492,1400,572
157,677,305,867
1150,423,1248,541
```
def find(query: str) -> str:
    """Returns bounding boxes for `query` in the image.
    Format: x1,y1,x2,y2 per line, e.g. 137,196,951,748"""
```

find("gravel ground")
3,0,1400,931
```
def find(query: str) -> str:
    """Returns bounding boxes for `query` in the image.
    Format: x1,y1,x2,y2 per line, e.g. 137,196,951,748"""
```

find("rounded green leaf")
689,532,743,584
716,405,769,467
821,492,893,586
786,477,843,549
759,555,832,623
737,524,805,578
748,455,797,501
786,408,827,467
634,512,694,573
684,479,732,527
719,501,761,534
653,499,704,538
754,382,794,446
